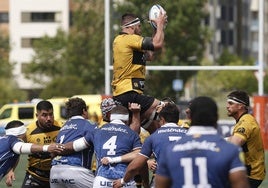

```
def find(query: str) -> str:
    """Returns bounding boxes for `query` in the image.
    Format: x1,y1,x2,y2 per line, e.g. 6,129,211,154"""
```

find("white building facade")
9,0,69,89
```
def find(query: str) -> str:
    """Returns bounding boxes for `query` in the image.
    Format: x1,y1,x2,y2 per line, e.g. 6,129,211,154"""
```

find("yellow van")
47,97,68,123
0,102,37,128
0,99,67,134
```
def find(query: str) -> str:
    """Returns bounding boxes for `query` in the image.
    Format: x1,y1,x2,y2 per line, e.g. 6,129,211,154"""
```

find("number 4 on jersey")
103,136,117,155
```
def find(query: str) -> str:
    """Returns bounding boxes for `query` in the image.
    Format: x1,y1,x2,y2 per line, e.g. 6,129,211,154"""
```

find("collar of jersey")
119,32,128,35
70,115,85,120
162,123,179,128
187,126,217,135
110,119,125,125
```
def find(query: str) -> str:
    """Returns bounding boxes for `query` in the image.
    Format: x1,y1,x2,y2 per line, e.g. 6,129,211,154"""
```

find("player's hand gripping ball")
148,4,167,29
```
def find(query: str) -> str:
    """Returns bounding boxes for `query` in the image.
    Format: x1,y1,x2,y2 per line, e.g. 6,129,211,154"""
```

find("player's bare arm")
229,170,250,188
113,154,148,188
228,135,246,146
154,175,171,188
129,102,141,133
101,149,140,165
151,10,166,49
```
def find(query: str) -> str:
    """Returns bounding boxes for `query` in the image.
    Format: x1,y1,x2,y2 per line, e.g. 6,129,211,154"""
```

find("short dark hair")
121,13,138,26
36,100,53,111
5,120,24,130
110,105,128,115
189,96,218,127
66,97,87,118
158,103,180,123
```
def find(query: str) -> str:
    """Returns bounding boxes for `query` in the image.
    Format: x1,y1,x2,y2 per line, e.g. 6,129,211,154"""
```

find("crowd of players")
0,90,266,188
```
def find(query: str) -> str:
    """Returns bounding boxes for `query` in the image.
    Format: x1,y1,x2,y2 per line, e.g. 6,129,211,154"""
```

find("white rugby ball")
148,4,166,29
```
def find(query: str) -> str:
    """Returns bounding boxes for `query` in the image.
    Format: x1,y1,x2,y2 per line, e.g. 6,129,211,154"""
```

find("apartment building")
0,0,8,34
0,0,267,91
250,0,268,66
207,0,267,66
0,0,69,90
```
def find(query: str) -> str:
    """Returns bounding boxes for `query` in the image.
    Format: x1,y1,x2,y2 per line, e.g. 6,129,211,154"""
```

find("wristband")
159,101,165,107
43,145,49,152
120,178,126,185
109,156,122,164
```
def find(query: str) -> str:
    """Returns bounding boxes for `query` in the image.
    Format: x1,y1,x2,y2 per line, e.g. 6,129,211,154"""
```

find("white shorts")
50,165,94,188
93,176,136,188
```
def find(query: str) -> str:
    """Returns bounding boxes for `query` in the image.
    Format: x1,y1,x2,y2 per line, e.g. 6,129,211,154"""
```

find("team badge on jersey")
237,127,245,134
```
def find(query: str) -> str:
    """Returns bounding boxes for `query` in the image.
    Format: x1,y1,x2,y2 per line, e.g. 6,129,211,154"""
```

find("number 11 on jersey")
180,157,211,188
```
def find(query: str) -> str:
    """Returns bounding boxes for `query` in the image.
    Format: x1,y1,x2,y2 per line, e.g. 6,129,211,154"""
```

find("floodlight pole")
104,0,111,95
258,0,264,95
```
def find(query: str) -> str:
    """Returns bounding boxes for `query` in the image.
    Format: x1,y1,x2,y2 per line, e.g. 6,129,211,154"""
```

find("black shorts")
113,91,155,114
21,172,50,188
248,178,263,188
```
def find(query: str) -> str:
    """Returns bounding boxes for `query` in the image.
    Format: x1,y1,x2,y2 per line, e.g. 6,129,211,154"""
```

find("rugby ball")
148,4,166,29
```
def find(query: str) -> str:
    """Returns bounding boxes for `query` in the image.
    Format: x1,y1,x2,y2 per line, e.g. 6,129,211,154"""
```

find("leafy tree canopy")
39,76,88,99
24,0,105,99
0,32,27,105
0,32,11,77
196,50,257,98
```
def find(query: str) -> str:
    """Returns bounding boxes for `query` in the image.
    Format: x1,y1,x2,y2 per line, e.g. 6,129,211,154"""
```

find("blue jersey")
0,135,21,181
156,126,246,188
140,123,187,162
90,119,142,179
51,116,96,169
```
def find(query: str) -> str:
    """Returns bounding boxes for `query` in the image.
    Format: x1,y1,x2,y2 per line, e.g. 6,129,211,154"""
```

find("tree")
24,0,105,98
195,50,257,97
0,32,27,105
66,0,105,93
39,76,88,98
0,32,11,77
24,29,68,84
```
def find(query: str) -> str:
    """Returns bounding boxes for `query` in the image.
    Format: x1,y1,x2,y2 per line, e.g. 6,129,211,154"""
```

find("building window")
0,12,8,23
21,38,40,48
221,6,226,20
228,6,234,22
21,12,61,23
21,63,29,74
221,30,226,45
228,30,233,45
21,38,31,48
32,12,54,22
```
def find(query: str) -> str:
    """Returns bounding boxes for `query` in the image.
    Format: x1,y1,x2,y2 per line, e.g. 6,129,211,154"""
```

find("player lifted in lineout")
112,5,168,134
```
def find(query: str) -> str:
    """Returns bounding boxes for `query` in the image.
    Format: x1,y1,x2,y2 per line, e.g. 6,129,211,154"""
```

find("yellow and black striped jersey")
112,33,147,96
25,120,62,182
233,114,266,180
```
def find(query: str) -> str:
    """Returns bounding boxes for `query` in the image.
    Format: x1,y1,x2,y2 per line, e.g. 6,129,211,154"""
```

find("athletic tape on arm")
13,142,33,154
73,137,88,152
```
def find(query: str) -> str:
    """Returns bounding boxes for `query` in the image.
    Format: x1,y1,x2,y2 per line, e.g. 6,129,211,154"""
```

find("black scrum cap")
227,90,250,106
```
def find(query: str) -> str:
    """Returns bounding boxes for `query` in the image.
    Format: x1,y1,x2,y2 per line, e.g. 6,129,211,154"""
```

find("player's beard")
227,110,236,117
38,120,53,130
134,27,141,35
44,121,53,128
